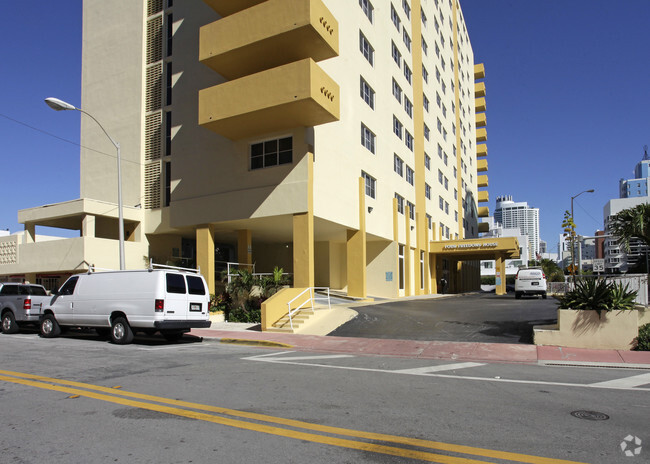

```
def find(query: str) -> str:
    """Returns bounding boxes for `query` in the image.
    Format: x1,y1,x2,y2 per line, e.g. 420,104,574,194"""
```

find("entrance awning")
429,236,520,260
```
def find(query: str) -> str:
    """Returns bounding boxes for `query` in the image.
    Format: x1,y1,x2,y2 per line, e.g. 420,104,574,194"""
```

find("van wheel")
40,314,61,338
162,330,184,342
111,317,134,345
2,311,19,334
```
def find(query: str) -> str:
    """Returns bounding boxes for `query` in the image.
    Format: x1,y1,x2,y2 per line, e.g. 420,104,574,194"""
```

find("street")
0,332,647,463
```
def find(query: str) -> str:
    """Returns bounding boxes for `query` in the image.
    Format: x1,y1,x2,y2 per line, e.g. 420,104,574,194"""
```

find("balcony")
202,0,266,17
477,159,488,172
476,144,487,157
475,82,486,97
478,206,490,218
474,63,485,80
475,113,486,127
199,58,340,140
476,128,487,142
478,222,490,233
477,175,488,188
475,97,486,112
200,0,339,80
478,190,489,203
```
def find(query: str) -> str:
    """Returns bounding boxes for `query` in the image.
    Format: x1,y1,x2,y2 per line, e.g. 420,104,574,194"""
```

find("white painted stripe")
260,354,354,362
590,373,650,388
393,362,485,374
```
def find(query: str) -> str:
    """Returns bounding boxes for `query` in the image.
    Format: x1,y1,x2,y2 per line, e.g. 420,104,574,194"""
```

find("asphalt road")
0,333,647,463
330,292,558,344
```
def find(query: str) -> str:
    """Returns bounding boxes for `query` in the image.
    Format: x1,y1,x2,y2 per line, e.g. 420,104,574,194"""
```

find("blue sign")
386,272,393,282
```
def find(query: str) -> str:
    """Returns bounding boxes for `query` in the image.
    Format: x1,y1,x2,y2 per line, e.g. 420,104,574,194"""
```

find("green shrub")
559,278,638,317
636,323,650,351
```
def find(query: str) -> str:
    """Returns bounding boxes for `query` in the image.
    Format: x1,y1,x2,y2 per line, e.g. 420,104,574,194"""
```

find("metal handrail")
285,287,331,330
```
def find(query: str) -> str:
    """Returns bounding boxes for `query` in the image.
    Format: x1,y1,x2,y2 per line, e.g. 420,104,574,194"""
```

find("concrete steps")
266,309,316,333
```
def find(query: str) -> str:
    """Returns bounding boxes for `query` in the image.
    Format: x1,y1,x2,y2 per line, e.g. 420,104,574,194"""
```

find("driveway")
329,292,558,344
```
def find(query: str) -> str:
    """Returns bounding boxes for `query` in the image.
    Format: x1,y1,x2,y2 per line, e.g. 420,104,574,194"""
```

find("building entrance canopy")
429,237,520,295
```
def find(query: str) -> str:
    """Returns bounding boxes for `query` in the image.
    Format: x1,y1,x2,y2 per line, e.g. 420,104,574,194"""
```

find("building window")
407,201,415,219
454,188,457,199
445,202,449,214
437,118,442,133
165,111,172,156
164,161,171,207
394,154,404,176
359,0,374,23
166,62,173,106
405,130,413,151
392,79,402,103
424,124,430,141
454,210,458,222
362,171,376,198
403,64,412,84
250,136,293,170
404,97,413,118
403,29,411,51
393,116,403,139
439,196,444,210
359,32,374,65
427,214,432,229
391,41,401,68
391,4,401,31
422,37,428,55
438,169,443,184
402,0,411,19
444,177,448,190
396,193,405,214
423,94,429,112
406,166,414,185
361,124,376,153
360,77,375,109
425,183,431,199
421,7,427,27
444,153,448,165
422,66,428,83
425,153,431,170
437,143,443,158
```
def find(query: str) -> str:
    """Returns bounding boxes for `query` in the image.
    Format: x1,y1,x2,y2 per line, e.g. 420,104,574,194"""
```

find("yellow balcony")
478,222,490,233
478,206,489,218
475,113,486,127
200,0,339,80
476,144,487,157
475,82,486,97
476,128,487,142
478,190,489,203
199,58,340,140
203,0,266,16
475,97,486,112
477,175,488,188
474,63,485,80
477,159,488,172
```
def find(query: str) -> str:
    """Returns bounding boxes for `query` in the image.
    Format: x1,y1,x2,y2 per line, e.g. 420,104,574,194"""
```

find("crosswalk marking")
589,372,650,388
393,362,485,374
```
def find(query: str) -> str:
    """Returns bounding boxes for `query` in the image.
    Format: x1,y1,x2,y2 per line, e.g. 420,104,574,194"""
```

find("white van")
39,264,211,344
514,268,547,299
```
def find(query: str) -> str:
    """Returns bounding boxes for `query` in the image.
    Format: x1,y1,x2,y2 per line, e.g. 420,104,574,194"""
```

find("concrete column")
25,223,35,244
237,229,253,266
293,212,314,288
346,177,366,298
495,253,506,296
82,215,96,238
196,225,215,295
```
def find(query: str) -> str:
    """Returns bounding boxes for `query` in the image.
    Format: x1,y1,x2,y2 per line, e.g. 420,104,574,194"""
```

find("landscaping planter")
534,308,641,350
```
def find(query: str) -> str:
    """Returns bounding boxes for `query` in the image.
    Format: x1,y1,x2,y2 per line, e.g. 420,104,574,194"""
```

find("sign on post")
593,259,605,273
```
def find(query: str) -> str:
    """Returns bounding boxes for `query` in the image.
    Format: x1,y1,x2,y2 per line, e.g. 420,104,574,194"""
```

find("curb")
219,338,293,349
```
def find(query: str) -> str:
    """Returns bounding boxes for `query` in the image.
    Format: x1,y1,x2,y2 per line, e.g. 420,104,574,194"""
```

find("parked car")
514,268,547,299
1,283,52,334
40,265,211,344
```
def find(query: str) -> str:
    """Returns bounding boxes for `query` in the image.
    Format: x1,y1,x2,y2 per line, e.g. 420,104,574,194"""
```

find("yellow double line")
0,369,586,464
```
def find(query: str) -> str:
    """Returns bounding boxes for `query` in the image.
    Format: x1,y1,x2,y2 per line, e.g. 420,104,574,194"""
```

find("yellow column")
495,253,506,296
404,204,412,296
414,212,422,295
424,232,431,294
237,229,252,267
196,225,215,295
347,177,366,298
430,254,438,294
393,197,400,295
293,153,315,288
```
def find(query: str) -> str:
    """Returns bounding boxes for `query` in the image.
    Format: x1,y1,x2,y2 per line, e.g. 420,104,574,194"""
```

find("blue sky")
1,1,649,252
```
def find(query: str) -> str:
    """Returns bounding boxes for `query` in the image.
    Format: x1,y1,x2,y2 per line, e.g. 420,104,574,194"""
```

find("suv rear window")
166,274,186,294
0,285,19,296
21,285,47,296
186,276,206,295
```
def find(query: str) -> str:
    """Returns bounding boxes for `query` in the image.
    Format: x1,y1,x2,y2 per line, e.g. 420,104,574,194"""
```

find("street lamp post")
570,189,595,282
45,97,125,270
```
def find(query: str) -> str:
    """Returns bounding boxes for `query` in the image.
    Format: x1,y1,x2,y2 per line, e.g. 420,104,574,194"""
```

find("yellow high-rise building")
1,0,518,298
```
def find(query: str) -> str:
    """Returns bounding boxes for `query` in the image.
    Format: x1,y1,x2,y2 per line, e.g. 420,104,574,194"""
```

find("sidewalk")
189,324,650,368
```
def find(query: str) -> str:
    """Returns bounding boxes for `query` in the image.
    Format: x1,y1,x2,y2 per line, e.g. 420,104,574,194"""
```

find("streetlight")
570,189,594,281
45,97,125,270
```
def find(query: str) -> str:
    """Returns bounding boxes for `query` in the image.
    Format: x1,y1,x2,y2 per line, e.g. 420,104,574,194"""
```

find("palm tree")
609,203,650,251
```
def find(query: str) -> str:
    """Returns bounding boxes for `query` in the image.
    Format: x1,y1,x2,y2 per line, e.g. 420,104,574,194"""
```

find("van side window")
186,276,206,295
59,276,79,296
166,274,186,294
0,285,19,296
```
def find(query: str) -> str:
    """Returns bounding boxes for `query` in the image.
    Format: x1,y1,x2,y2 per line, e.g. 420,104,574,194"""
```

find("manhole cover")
570,410,610,421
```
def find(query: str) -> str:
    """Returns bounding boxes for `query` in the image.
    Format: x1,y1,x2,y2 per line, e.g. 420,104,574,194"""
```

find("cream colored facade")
3,0,498,300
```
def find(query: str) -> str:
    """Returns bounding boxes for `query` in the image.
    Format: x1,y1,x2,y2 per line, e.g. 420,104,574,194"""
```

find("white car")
514,268,547,299
40,264,211,344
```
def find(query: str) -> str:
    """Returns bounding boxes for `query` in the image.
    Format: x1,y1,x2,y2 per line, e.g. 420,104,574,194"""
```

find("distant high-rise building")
619,146,650,198
494,196,540,258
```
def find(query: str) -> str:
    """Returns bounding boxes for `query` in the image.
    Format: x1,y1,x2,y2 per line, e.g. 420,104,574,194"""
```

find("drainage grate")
570,410,610,421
